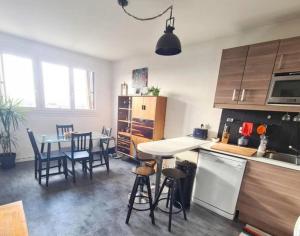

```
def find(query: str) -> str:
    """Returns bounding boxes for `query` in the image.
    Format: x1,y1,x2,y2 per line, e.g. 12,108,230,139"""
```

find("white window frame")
0,53,37,108
0,51,96,114
40,61,95,112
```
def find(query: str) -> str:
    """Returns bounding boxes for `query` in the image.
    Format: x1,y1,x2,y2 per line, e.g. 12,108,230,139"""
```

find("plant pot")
0,152,16,169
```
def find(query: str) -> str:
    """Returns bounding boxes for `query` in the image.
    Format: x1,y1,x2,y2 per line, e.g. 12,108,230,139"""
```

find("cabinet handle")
240,89,246,102
232,89,237,101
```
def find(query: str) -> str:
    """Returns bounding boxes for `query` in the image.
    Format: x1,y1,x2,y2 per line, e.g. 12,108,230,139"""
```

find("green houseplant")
147,86,160,96
0,98,24,169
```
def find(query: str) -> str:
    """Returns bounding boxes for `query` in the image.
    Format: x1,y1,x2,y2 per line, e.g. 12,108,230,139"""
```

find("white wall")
0,32,113,162
112,18,300,139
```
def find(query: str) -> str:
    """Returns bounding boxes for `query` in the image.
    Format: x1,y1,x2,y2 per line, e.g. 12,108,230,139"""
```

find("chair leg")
168,180,175,232
89,157,93,180
166,186,171,208
38,160,42,185
63,158,68,180
34,158,37,179
58,159,62,173
153,178,167,208
126,176,139,224
46,160,50,187
104,153,109,173
146,177,155,225
72,160,76,183
177,179,187,220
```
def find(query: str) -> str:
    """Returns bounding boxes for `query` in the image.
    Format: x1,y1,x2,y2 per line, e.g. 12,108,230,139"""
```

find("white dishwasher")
193,150,247,220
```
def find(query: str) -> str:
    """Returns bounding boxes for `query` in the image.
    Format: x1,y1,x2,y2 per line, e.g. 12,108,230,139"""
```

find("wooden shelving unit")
117,96,167,158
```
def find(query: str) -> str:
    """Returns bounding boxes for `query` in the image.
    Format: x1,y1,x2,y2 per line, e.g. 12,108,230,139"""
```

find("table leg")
155,157,163,199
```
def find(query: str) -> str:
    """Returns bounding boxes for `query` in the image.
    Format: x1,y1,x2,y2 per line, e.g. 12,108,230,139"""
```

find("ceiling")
1,0,300,60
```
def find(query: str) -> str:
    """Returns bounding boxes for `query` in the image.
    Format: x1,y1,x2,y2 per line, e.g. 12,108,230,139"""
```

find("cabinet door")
238,41,279,105
143,97,157,120
237,161,300,236
132,97,144,119
214,46,249,104
132,96,156,120
274,36,300,73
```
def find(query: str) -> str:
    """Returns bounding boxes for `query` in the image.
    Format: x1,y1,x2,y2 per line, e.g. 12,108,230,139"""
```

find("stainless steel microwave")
267,72,300,105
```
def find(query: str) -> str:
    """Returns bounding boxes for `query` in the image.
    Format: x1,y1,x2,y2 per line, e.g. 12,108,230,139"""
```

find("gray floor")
0,158,243,236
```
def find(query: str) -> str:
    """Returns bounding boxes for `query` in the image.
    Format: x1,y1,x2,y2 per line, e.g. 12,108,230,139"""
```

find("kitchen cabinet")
239,41,279,105
237,160,300,236
274,36,300,73
214,46,249,104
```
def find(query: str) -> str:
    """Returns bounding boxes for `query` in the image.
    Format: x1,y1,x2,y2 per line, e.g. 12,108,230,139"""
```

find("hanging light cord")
121,4,173,21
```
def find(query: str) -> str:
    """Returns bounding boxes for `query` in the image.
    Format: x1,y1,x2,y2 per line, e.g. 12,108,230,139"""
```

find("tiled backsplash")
217,109,300,153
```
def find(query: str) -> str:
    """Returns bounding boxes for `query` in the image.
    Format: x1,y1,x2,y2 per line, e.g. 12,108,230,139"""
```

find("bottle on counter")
221,124,230,144
257,135,268,157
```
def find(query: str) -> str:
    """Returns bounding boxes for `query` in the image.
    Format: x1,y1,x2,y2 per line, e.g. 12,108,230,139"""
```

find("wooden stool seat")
162,168,186,180
132,166,155,176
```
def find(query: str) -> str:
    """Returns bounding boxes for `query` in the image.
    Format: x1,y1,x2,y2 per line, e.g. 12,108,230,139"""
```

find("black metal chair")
152,168,187,232
27,128,67,187
64,132,93,183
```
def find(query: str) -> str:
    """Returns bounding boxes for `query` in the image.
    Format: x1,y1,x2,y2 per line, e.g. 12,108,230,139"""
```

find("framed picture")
132,67,148,91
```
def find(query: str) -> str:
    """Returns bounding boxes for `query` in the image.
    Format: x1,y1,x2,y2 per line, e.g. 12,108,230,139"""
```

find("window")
1,54,36,107
42,62,70,109
73,68,94,109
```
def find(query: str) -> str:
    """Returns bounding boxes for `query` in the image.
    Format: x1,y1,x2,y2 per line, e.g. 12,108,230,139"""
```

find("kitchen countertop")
199,141,300,171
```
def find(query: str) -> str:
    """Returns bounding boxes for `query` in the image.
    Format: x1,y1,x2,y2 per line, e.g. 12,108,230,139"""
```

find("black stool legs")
126,175,155,225
153,177,187,232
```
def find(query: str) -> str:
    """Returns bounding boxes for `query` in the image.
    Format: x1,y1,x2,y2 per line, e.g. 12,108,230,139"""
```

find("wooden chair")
64,132,93,183
91,126,112,171
56,124,74,151
27,129,67,186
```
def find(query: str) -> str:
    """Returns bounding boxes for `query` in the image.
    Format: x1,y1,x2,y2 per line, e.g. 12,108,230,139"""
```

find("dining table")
37,132,112,165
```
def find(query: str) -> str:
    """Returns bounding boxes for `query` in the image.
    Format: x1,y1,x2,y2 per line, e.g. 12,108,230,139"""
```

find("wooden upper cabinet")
238,41,279,105
274,36,300,73
132,96,157,120
214,46,249,104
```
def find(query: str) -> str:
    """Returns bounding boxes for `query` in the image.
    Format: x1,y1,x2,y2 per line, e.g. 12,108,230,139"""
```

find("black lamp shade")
155,28,181,56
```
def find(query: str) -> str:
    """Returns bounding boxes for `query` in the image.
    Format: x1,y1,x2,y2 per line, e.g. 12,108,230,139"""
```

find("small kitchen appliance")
193,125,208,140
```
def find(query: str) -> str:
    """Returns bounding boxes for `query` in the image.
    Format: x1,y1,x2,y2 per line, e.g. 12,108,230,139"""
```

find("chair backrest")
102,126,112,136
70,132,92,157
101,127,112,144
56,124,74,149
26,128,50,160
56,124,74,138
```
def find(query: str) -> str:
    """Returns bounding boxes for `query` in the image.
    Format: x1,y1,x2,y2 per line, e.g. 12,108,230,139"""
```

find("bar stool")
130,141,156,204
126,165,155,225
153,168,187,232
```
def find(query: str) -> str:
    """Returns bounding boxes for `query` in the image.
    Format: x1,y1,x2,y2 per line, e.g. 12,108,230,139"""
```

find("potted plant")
147,86,160,96
0,98,24,169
